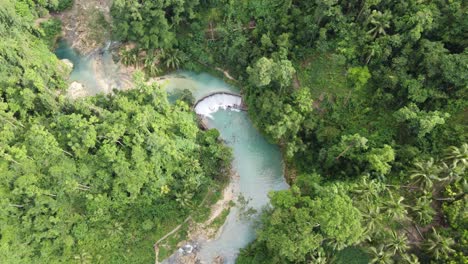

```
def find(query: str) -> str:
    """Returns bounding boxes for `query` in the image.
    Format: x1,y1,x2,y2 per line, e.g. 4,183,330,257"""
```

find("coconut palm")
161,49,184,69
411,194,435,225
362,204,384,238
367,10,392,39
368,245,394,264
137,53,146,69
438,161,458,183
423,227,455,260
383,193,409,222
74,251,92,264
351,176,386,203
107,221,124,237
400,253,420,264
175,191,193,208
410,158,442,190
445,143,468,170
386,230,409,255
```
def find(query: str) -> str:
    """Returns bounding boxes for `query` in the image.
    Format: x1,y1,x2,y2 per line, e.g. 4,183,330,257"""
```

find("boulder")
68,81,87,99
61,59,74,69
178,244,195,255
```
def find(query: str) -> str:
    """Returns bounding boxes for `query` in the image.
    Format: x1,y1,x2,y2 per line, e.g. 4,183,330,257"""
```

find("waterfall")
194,93,243,119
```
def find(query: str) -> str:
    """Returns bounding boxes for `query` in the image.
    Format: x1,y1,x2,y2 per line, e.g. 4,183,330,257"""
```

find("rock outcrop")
61,58,74,69
67,81,88,99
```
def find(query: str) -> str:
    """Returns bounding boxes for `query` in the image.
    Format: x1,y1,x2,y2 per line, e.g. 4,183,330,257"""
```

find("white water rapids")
194,93,243,119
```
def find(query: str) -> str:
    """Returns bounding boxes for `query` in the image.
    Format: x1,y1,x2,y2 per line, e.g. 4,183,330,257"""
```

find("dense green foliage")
1,0,466,262
110,0,465,263
111,0,199,50
0,1,231,263
39,18,62,49
251,185,364,263
15,0,72,18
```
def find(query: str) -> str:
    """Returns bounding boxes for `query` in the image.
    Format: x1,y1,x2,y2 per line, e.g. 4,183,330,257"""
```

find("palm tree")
120,48,140,67
383,193,408,222
351,176,386,202
386,230,409,255
74,251,92,264
144,56,160,77
400,253,420,264
368,245,394,264
410,158,442,190
423,227,455,260
445,143,468,170
367,10,392,39
362,204,384,238
175,191,193,208
146,63,160,77
107,222,123,237
130,50,139,68
411,194,435,225
162,49,184,69
120,49,132,66
438,162,458,183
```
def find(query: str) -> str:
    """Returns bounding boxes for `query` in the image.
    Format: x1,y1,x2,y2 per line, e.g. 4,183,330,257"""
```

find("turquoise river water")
164,72,288,263
55,43,288,263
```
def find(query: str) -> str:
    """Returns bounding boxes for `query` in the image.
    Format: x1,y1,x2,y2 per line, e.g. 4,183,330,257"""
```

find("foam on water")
194,93,242,119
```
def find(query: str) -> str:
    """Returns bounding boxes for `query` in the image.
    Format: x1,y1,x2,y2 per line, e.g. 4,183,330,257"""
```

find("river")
164,72,288,263
55,44,288,263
